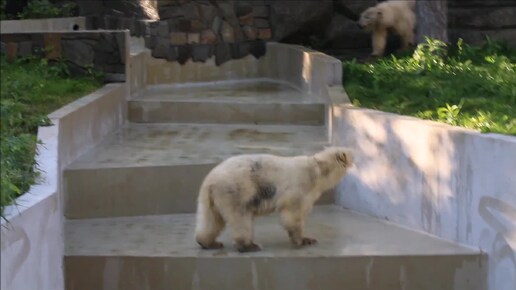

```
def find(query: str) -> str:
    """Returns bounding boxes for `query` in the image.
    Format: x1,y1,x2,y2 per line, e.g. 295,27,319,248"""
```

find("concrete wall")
0,84,126,290
332,105,516,290
0,17,87,33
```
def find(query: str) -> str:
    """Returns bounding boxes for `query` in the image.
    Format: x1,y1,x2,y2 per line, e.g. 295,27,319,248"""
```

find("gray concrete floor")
67,123,329,169
65,205,480,258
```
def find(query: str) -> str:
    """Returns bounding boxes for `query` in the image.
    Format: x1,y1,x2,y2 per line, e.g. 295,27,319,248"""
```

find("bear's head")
358,7,382,32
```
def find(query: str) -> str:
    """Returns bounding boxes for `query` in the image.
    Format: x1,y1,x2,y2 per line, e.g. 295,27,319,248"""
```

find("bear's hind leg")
225,211,261,252
280,210,317,247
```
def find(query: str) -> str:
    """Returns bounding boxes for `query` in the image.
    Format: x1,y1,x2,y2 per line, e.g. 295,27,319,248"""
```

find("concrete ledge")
331,104,516,290
0,17,87,33
0,83,127,290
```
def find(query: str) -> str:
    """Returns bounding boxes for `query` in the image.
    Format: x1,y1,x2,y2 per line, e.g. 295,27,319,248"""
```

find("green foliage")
18,0,76,19
0,55,102,214
0,0,6,20
342,38,516,135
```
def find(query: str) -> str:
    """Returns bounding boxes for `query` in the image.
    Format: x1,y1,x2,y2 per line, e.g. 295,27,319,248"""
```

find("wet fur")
195,147,353,252
358,0,416,57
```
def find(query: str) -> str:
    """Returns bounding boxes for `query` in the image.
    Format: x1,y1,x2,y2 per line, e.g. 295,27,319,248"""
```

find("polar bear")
195,147,353,252
358,0,416,57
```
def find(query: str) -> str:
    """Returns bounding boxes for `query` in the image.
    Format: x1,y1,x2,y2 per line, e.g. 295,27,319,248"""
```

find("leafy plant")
0,54,102,215
342,37,516,135
18,0,76,19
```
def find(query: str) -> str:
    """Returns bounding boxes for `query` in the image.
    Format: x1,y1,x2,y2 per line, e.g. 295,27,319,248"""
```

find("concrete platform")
64,123,330,219
128,80,326,125
64,205,486,290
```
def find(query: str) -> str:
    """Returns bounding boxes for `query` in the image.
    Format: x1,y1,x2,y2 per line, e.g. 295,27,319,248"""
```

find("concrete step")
64,123,330,219
128,80,327,125
64,205,486,290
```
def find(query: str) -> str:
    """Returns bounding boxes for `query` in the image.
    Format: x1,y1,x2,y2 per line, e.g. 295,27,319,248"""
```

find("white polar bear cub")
358,0,416,57
195,147,353,252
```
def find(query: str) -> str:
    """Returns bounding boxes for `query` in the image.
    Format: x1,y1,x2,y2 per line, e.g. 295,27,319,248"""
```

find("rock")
449,7,516,29
242,26,257,40
192,44,213,62
249,40,266,58
177,45,192,64
200,30,218,44
62,39,95,67
170,32,188,45
269,0,333,41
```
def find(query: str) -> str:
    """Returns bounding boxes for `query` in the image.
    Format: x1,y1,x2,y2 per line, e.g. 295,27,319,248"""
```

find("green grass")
1,55,103,213
342,38,516,136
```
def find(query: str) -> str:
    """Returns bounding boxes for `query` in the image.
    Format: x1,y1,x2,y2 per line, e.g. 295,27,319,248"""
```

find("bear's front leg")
371,28,387,57
280,210,317,247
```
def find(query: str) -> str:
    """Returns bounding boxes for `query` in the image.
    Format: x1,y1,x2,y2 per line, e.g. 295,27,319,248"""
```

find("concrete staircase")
63,43,486,290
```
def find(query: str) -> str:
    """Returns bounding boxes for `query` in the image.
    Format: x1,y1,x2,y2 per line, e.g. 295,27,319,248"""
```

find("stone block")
215,43,231,66
145,36,157,49
187,33,200,44
242,26,257,40
200,29,218,44
230,42,250,59
220,21,235,42
190,20,206,32
44,33,62,60
182,2,201,19
177,45,192,64
152,39,169,58
191,44,213,62
254,18,269,28
149,21,159,36
157,21,169,37
170,32,188,45
235,3,253,17
18,41,32,57
249,40,266,58
198,3,216,23
6,42,18,61
252,5,269,17
257,28,272,40
238,13,254,26
167,46,178,61
211,16,223,34
176,19,191,31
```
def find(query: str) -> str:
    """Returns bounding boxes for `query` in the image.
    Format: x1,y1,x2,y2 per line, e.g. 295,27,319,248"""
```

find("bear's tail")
194,184,225,248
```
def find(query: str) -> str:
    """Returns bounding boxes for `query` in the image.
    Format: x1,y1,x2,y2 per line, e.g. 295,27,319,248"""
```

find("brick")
252,6,269,18
182,2,201,19
254,18,269,28
198,3,216,23
187,33,200,44
215,43,231,66
43,33,62,59
157,21,169,37
152,39,169,58
192,44,213,62
211,16,223,34
170,32,188,45
220,21,235,42
176,19,191,31
238,13,254,26
6,42,18,61
242,26,257,40
249,40,266,58
190,19,206,32
200,29,218,44
257,28,272,40
230,42,250,59
177,45,192,65
235,3,252,17
167,46,178,61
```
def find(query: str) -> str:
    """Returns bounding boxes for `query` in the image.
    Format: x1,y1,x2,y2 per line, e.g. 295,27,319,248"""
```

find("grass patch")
342,38,516,136
1,55,103,213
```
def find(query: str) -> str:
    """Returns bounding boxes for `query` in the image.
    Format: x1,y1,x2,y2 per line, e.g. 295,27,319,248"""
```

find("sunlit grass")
343,38,516,136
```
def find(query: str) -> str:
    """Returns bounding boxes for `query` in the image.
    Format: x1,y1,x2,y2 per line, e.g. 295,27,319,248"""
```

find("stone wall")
0,31,127,82
449,0,516,46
